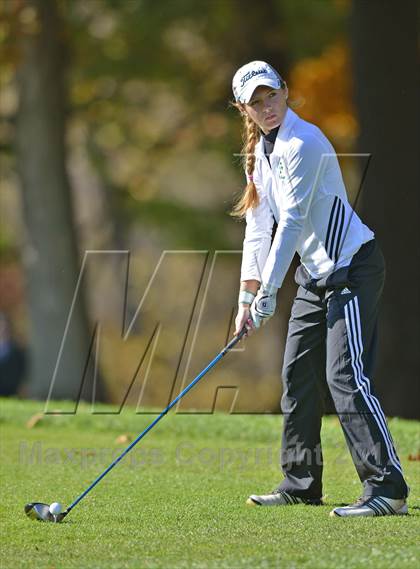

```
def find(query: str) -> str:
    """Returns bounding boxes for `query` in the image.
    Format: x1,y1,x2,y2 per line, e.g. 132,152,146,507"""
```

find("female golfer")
232,61,409,517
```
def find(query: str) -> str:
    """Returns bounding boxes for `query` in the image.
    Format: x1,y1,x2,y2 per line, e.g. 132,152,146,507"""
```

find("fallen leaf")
408,453,420,461
115,434,132,444
26,413,43,429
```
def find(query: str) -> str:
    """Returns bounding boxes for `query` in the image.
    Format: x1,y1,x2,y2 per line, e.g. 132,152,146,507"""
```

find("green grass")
1,398,419,569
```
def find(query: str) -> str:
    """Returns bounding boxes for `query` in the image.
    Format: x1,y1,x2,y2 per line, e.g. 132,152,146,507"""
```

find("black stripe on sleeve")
325,196,338,255
327,199,342,260
332,202,345,261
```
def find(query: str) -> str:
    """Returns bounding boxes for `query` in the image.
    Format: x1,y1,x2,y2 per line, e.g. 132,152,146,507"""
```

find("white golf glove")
250,286,278,329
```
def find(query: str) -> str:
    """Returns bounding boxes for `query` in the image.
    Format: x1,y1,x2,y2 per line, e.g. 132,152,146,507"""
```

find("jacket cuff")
261,282,279,295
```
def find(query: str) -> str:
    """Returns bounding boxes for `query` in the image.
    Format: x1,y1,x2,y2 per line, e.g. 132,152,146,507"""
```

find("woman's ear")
239,103,248,117
234,101,247,117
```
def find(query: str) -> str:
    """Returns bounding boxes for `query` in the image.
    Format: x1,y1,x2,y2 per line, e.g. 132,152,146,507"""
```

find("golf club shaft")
66,328,247,514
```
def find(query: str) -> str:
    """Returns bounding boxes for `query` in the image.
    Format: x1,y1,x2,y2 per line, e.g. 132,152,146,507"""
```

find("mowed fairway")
1,399,419,569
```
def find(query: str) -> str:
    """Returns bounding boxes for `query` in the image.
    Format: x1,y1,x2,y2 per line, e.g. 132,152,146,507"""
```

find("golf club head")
24,502,67,523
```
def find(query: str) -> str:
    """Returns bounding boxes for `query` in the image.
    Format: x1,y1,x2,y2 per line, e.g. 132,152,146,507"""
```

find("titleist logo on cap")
240,67,269,87
232,60,283,103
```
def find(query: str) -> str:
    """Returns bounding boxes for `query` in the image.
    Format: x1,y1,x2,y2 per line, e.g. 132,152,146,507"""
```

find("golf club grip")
65,325,248,513
223,326,247,352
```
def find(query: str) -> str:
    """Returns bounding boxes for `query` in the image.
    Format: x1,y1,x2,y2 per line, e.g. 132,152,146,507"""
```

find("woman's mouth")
265,114,277,122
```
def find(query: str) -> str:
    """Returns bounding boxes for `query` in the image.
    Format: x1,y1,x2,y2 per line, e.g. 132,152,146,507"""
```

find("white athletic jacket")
241,108,374,289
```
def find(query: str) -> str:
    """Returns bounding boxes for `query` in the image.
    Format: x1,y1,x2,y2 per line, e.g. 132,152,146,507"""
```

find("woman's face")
243,85,288,133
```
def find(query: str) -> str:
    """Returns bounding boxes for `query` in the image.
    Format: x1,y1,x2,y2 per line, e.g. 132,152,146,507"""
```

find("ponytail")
231,107,261,218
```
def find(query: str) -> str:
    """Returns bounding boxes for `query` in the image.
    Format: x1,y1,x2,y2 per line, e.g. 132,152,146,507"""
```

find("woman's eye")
269,92,277,98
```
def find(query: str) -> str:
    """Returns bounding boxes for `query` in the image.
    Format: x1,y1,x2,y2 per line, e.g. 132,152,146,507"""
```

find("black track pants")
277,240,408,500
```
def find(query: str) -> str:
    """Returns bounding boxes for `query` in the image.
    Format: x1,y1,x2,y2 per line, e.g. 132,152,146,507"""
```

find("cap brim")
239,77,281,104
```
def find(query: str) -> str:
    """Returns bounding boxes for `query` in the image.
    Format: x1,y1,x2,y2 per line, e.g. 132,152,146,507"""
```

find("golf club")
25,327,247,523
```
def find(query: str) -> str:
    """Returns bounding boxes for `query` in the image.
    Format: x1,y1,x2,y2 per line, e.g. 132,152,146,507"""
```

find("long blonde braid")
231,107,261,218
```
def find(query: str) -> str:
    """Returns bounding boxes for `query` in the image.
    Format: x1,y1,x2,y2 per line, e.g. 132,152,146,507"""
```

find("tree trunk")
350,0,419,418
15,0,102,402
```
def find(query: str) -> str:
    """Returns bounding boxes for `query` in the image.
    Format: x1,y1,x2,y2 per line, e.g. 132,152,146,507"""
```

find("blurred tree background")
0,0,418,417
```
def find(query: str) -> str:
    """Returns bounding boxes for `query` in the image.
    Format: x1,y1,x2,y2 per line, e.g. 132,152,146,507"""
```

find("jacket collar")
254,107,298,158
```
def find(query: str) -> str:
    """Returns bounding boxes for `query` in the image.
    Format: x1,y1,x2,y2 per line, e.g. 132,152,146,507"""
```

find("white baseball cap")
232,60,284,104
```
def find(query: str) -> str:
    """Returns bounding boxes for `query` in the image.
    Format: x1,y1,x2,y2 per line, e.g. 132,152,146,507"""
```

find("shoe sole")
246,497,323,507
246,497,260,506
330,504,408,517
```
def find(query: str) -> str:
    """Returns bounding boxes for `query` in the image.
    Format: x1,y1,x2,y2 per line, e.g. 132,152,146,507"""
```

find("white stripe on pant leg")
346,299,403,474
350,299,378,401
352,297,403,472
344,302,387,451
344,299,403,475
350,297,402,471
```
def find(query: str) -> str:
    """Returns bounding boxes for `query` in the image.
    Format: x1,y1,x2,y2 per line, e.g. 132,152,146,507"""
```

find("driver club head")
24,502,67,523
